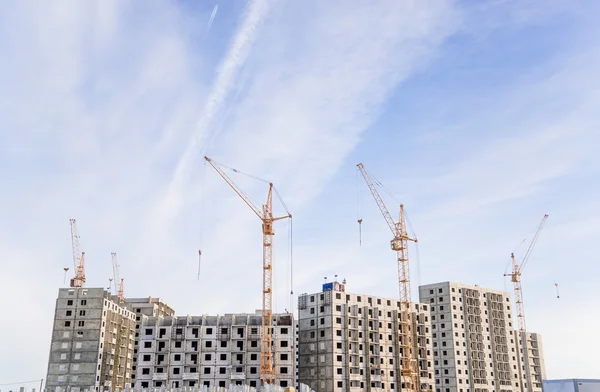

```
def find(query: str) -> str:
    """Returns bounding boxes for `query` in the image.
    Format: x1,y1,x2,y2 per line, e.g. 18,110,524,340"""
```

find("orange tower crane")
357,163,421,392
205,156,291,385
112,252,125,302
505,214,549,334
69,218,86,288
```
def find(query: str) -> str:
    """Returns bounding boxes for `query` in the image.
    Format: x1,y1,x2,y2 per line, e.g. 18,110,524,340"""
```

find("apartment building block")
45,288,136,392
297,281,435,392
515,332,546,392
125,297,175,386
133,312,296,389
418,282,546,392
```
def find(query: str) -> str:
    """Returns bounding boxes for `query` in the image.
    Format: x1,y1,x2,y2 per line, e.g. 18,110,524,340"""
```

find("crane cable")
198,160,208,280
356,168,363,245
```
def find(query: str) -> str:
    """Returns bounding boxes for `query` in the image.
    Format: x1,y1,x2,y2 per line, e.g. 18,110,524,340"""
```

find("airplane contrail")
163,0,272,217
207,4,219,33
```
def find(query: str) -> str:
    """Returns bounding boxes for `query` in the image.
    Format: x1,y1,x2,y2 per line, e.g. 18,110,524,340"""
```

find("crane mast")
69,218,86,288
357,163,421,392
205,156,291,385
112,252,125,302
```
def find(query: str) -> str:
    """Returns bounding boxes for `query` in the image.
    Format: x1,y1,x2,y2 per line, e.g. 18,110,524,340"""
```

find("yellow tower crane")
205,156,291,385
505,214,549,334
357,163,421,392
69,218,86,288
112,252,125,303
505,214,548,392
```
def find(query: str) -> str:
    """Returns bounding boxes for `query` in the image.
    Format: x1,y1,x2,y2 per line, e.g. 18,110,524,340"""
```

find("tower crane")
505,214,548,392
505,214,549,334
205,156,291,385
357,163,421,392
112,252,125,302
69,218,86,288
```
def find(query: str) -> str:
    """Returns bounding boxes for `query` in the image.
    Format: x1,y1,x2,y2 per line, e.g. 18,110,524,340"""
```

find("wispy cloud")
163,0,272,218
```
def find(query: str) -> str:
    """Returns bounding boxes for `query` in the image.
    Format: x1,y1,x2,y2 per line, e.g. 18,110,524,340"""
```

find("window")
251,354,257,360
206,341,212,348
281,328,288,334
66,310,72,316
280,367,288,374
174,354,181,361
78,321,84,327
81,299,87,305
280,341,288,347
67,300,73,306
173,368,180,375
206,328,213,335
74,353,80,360
337,355,342,362
64,321,71,327
251,340,258,347
143,355,151,361
280,353,288,361
79,310,86,316
250,367,257,374
204,368,211,374
145,328,152,335
144,341,152,348
142,368,150,375
220,354,227,361
219,367,226,374
175,341,182,348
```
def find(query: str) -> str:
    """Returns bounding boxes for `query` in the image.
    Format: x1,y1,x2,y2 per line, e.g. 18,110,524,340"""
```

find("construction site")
44,160,550,392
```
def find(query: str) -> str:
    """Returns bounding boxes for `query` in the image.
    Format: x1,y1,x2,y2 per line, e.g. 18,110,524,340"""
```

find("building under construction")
45,288,136,392
419,282,546,392
133,312,296,389
297,281,434,392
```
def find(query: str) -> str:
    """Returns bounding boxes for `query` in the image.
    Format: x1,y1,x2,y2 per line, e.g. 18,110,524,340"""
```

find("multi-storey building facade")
418,282,546,392
515,332,546,392
125,296,175,386
297,281,435,392
46,288,136,392
133,312,296,389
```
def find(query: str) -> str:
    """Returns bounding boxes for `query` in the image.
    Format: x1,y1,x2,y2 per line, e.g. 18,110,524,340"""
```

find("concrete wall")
134,313,295,390
45,288,136,392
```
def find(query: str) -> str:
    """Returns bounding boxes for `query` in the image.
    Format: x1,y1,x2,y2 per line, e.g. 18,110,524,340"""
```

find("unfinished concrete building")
133,312,296,389
418,282,546,392
297,281,434,392
45,288,136,392
515,332,546,392
124,297,175,386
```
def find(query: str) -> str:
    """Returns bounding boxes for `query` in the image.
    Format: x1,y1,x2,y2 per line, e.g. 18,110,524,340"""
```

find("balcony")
152,373,168,381
183,373,199,380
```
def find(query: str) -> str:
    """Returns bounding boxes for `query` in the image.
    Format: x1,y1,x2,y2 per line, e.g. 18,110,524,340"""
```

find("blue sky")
1,0,599,385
